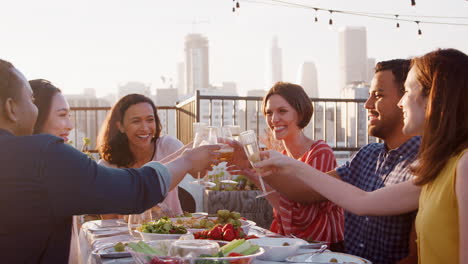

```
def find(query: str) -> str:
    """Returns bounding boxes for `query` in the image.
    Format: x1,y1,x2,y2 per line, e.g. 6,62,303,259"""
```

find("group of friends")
0,47,467,264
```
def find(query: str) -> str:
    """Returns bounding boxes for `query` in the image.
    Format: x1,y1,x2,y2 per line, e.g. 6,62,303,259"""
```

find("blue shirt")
0,129,171,264
336,137,420,264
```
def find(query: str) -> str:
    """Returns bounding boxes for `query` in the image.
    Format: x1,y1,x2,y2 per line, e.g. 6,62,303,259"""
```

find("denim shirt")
0,129,171,263
336,136,421,264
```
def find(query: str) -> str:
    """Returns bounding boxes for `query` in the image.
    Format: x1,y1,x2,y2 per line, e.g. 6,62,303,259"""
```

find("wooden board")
203,190,273,229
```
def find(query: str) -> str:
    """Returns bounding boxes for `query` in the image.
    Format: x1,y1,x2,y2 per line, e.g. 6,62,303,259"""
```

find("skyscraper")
185,34,209,94
338,27,368,90
297,61,319,98
266,36,282,88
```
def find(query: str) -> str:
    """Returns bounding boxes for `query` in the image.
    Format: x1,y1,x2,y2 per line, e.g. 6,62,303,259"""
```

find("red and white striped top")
270,140,344,243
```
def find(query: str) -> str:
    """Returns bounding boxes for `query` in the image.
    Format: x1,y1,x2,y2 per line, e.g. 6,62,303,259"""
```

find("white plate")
93,244,131,258
136,230,190,241
286,252,372,263
249,237,309,261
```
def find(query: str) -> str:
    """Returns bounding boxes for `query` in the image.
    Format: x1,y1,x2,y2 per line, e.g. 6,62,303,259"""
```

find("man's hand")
182,144,220,176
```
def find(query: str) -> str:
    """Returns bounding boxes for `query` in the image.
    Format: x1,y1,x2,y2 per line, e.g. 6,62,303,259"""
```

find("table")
78,219,280,264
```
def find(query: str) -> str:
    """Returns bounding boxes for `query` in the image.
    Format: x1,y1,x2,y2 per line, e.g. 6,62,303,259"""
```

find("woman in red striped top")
252,82,344,249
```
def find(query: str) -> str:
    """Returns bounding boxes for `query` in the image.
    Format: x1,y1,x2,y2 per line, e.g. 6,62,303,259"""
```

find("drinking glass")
127,209,152,238
190,125,216,188
219,127,237,185
239,130,275,198
225,125,241,141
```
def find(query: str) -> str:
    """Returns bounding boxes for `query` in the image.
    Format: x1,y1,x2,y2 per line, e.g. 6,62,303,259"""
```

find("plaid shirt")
336,136,421,264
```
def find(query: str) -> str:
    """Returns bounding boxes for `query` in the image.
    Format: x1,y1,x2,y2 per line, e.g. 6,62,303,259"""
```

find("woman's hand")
218,138,251,170
254,150,303,178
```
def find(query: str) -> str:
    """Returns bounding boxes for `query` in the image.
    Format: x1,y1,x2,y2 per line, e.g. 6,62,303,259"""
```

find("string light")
416,21,422,39
328,10,334,30
236,1,240,8
395,15,400,29
314,8,319,22
411,0,416,7
232,7,235,12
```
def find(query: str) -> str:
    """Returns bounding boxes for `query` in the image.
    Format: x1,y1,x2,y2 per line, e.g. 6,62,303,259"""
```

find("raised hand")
218,138,251,170
253,150,302,178
182,144,220,176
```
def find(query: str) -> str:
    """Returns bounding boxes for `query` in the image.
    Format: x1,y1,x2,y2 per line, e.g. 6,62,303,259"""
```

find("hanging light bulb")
411,0,416,7
236,1,240,8
328,10,334,30
232,7,235,12
416,21,422,39
314,8,319,23
395,15,400,30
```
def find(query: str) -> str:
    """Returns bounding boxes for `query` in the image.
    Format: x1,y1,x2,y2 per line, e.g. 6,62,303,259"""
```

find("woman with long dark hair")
97,93,183,219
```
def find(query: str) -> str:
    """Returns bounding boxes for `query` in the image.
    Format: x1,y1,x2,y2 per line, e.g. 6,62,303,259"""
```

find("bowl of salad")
128,239,264,264
137,217,189,241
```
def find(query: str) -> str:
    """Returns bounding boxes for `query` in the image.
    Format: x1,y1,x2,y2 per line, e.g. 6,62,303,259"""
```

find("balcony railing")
70,91,375,156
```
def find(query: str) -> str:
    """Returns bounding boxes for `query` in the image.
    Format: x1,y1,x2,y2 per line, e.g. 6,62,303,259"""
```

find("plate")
93,244,131,258
285,252,372,263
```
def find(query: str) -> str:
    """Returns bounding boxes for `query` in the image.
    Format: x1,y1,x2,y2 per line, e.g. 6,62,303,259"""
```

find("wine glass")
190,125,217,188
239,130,275,198
225,125,241,141
127,209,152,238
219,127,237,185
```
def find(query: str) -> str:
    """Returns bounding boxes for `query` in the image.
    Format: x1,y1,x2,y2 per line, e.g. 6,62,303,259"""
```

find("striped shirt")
270,140,345,243
336,137,420,264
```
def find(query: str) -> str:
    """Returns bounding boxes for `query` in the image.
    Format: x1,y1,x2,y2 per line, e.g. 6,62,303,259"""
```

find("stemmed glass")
190,125,216,188
219,127,237,185
239,130,275,198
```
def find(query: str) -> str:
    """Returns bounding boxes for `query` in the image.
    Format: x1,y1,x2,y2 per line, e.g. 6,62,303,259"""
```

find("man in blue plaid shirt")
252,59,419,264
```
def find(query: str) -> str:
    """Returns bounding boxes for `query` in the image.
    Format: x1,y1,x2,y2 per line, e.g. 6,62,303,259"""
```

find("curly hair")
97,94,162,167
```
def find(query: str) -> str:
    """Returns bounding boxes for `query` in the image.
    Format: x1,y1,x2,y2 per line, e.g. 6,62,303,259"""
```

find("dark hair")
29,79,62,134
0,59,19,103
411,49,468,186
375,59,411,95
97,94,162,167
262,82,313,129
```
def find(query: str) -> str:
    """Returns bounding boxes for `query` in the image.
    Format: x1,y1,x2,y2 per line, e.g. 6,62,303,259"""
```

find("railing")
70,91,376,156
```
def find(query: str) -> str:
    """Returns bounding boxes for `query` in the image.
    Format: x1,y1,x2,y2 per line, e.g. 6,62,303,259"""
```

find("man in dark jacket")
0,59,219,263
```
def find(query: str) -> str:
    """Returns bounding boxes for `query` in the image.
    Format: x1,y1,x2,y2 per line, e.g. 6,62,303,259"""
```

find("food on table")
129,239,260,264
127,241,165,256
216,210,242,228
139,217,187,234
282,242,290,246
113,242,127,252
174,217,216,229
193,223,245,241
329,258,338,262
173,210,245,231
168,240,219,257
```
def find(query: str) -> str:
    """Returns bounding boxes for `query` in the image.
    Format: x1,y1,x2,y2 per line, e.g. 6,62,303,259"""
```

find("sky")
1,0,467,98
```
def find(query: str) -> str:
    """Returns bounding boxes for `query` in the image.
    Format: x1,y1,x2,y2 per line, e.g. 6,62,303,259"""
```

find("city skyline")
1,0,467,99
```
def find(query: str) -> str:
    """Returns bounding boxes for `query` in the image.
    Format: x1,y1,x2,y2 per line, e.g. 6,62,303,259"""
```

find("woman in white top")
97,93,183,219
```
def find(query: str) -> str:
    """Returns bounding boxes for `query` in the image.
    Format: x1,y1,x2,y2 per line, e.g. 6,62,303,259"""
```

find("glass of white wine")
219,126,237,185
190,123,215,188
239,130,275,198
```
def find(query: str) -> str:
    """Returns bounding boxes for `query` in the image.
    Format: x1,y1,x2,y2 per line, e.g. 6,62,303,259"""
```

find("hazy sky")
1,0,467,98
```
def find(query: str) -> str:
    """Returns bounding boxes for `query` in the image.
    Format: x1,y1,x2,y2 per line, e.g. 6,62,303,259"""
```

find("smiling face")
365,70,405,141
40,93,73,142
398,67,428,136
265,94,302,141
118,102,156,149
